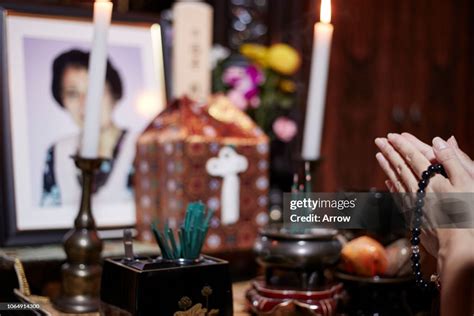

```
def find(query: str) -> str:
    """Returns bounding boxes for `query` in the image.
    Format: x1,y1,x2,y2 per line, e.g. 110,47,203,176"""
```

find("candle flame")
320,0,331,24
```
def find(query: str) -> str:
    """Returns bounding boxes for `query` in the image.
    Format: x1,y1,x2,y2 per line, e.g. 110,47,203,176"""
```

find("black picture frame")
0,2,167,246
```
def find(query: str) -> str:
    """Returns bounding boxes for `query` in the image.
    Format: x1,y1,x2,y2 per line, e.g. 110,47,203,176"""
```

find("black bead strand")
410,163,446,292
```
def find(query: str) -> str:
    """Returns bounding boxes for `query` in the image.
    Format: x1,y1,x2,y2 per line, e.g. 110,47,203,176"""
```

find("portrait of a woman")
42,49,134,206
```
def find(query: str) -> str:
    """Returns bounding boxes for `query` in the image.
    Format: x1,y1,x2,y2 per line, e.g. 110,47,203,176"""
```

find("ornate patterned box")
100,256,233,315
134,95,269,252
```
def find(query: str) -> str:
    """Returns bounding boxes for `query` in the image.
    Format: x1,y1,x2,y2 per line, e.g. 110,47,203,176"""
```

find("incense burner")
247,225,345,315
254,226,341,289
100,255,233,315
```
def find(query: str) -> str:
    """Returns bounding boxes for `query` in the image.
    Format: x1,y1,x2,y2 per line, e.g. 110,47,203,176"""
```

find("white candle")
80,0,113,158
302,0,333,161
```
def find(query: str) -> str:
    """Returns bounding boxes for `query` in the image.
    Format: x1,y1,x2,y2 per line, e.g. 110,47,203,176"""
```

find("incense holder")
248,225,345,315
100,255,233,315
254,226,341,289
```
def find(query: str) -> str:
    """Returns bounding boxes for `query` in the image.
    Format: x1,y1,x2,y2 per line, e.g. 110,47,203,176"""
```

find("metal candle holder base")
53,156,104,313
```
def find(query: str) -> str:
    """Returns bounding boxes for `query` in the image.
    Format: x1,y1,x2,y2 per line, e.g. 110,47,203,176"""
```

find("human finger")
385,179,396,193
375,152,405,192
387,133,432,179
447,136,474,178
401,132,436,162
375,137,418,192
399,133,452,191
432,137,471,187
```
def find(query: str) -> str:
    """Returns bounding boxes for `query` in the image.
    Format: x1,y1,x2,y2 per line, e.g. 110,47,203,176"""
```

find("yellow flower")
266,43,301,75
280,79,296,93
240,43,268,66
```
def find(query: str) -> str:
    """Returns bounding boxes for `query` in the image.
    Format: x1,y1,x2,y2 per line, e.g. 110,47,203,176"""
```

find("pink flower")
249,96,261,109
272,117,297,142
227,90,248,111
222,66,246,86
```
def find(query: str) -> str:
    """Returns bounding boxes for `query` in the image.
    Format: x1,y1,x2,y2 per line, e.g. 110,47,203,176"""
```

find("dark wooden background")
10,0,474,192
210,0,474,192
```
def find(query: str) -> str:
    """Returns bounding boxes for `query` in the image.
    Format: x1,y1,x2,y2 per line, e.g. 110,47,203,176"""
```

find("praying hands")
374,132,474,316
375,133,473,194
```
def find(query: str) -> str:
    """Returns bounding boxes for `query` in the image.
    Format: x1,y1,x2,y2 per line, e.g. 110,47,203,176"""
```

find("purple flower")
223,65,264,110
245,65,264,85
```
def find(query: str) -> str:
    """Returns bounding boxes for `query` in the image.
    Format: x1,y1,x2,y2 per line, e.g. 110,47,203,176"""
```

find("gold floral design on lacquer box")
174,286,219,316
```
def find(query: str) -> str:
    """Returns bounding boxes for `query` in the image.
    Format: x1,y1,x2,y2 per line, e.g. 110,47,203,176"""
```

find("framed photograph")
0,3,166,246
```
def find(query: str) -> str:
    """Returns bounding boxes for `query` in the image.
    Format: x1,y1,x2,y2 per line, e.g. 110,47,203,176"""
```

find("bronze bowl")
254,225,342,289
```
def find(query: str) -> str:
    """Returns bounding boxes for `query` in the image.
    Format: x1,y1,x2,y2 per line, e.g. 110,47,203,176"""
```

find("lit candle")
301,0,333,161
80,0,113,158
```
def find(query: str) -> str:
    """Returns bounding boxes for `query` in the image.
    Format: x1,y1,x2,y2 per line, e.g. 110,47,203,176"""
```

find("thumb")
432,137,469,187
447,136,474,177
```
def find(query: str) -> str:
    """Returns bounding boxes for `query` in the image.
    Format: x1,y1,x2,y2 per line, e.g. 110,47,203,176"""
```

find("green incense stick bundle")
151,202,214,260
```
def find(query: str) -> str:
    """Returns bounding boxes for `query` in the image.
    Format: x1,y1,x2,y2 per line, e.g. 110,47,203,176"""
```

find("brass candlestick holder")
54,156,104,313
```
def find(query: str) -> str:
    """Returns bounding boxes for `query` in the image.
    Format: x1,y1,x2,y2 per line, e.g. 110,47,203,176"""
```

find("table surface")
14,281,252,316
1,242,252,315
233,281,252,315
0,241,160,263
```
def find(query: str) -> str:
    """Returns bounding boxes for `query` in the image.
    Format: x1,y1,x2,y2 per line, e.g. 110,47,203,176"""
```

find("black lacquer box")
100,255,233,315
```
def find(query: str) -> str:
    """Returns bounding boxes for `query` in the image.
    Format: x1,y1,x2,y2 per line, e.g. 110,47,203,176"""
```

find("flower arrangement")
213,43,301,143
